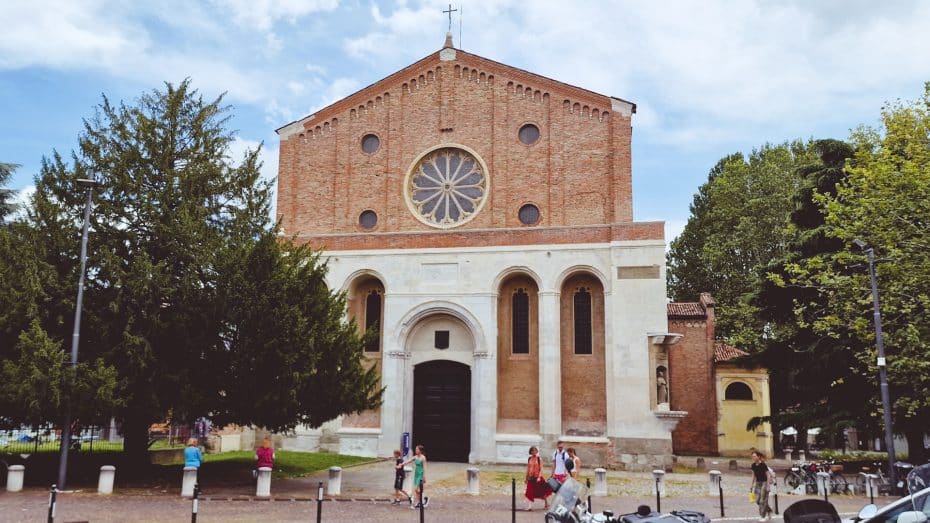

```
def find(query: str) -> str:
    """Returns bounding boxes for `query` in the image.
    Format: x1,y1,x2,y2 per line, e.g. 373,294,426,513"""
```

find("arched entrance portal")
413,360,471,462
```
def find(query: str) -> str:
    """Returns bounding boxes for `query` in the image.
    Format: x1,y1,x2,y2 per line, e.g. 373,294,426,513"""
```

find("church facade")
274,37,685,468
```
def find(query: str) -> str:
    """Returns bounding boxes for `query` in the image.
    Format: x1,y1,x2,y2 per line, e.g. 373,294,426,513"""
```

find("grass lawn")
199,450,376,480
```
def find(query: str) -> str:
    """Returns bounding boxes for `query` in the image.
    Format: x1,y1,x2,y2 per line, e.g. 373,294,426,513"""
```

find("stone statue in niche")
656,367,669,409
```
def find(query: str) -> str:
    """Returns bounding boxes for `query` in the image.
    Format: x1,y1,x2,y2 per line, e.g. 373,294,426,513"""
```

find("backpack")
564,455,575,473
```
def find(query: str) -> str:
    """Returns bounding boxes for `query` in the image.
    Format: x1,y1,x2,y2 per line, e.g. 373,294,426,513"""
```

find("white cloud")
211,0,339,31
9,185,36,221
227,137,279,220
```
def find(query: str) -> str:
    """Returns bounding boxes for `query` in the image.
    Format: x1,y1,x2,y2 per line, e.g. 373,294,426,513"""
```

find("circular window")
518,124,540,145
361,134,380,154
406,146,488,228
518,204,540,225
358,210,378,229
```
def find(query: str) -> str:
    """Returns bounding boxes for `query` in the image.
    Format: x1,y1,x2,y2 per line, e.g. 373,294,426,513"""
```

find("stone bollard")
865,473,878,499
466,467,480,495
696,457,706,470
593,468,608,496
5,465,25,492
97,465,116,495
255,467,272,497
799,450,806,462
181,467,198,497
652,469,666,497
402,466,413,494
327,466,342,496
729,459,738,471
816,471,830,496
784,450,792,462
708,470,722,496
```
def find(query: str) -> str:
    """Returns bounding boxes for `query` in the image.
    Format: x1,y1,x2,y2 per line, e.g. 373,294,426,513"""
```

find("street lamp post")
853,239,897,489
57,178,98,490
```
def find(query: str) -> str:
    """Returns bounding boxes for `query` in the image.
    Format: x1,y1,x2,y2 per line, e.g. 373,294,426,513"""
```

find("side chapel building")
275,35,698,467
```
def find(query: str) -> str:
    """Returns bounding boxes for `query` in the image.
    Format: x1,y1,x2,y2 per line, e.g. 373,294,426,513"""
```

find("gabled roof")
714,342,749,363
276,41,636,137
667,302,707,319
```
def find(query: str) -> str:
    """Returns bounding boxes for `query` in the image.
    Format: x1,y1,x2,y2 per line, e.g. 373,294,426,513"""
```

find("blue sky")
2,0,929,243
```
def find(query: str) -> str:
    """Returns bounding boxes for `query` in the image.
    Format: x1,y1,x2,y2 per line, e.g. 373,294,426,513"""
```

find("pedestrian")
391,449,413,505
524,446,551,511
551,440,570,483
566,447,581,479
749,450,775,521
184,437,203,469
255,436,275,473
401,444,429,509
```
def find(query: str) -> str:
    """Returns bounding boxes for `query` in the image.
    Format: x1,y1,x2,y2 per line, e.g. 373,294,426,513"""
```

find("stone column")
256,467,272,497
708,470,722,496
538,291,561,437
181,467,198,497
593,468,608,496
472,351,497,462
380,350,409,457
327,466,342,496
97,466,116,495
466,467,480,495
5,465,25,492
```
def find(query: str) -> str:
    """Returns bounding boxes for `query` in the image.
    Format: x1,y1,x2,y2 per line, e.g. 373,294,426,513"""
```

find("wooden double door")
412,360,471,462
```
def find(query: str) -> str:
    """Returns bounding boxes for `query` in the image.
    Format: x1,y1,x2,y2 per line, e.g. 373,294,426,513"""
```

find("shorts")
394,475,405,490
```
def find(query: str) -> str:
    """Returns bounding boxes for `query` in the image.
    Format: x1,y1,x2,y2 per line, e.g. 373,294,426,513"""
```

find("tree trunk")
121,414,152,472
904,424,927,464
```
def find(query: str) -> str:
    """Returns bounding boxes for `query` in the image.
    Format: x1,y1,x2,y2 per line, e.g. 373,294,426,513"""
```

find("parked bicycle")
784,461,849,494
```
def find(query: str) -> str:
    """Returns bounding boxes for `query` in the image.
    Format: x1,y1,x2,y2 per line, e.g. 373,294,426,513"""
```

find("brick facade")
667,293,719,455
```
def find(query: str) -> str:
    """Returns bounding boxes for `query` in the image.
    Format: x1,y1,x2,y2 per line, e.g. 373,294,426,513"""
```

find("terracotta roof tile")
714,342,749,362
667,302,706,319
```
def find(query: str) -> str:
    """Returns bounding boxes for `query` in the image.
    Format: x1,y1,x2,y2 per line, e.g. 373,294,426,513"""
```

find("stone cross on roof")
443,4,457,32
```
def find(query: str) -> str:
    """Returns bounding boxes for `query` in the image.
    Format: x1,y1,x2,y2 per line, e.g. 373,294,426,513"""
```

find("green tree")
749,139,873,447
0,162,18,221
25,79,381,464
667,142,819,348
803,84,930,462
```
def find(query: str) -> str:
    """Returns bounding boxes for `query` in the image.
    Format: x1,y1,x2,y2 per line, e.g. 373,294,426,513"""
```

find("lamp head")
853,239,868,250
76,178,98,189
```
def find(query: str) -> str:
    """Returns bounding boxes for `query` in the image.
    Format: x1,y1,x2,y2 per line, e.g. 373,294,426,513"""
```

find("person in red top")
256,436,275,470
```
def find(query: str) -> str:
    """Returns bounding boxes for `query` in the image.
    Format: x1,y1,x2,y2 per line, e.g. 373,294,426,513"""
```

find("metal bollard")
652,469,665,513
708,470,722,496
6,465,25,492
98,465,116,495
718,474,725,517
47,484,57,523
316,481,323,523
327,466,342,496
255,467,272,497
191,483,200,523
181,467,198,497
418,479,425,523
593,468,608,496
866,473,877,505
511,477,516,523
587,477,593,514
466,467,480,495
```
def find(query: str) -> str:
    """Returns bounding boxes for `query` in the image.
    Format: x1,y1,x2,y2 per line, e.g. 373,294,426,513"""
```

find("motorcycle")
543,478,711,523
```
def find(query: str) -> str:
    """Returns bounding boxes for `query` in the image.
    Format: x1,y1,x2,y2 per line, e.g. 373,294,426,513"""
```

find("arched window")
725,382,753,400
512,288,530,354
364,289,382,352
573,287,592,354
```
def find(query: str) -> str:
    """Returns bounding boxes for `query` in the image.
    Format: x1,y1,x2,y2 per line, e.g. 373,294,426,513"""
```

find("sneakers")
390,499,401,505
423,496,430,507
411,503,422,509
407,496,413,505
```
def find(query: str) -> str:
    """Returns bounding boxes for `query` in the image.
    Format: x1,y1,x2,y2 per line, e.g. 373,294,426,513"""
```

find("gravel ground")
0,460,902,523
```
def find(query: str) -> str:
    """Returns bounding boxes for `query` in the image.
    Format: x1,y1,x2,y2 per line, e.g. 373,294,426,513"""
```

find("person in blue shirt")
184,438,203,469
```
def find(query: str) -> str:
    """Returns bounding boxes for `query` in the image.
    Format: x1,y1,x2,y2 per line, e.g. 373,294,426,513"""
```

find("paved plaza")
1,460,897,522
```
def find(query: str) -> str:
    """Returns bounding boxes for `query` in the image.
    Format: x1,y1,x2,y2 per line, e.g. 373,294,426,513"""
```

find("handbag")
547,477,562,493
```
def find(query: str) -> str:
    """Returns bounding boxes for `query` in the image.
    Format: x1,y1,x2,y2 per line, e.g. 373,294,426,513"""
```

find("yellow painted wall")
716,366,774,457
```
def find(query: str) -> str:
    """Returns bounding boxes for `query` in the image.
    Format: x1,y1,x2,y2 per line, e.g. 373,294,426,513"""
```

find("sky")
2,0,929,244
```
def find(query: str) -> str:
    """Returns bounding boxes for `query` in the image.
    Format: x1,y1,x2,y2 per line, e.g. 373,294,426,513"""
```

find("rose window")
406,147,488,228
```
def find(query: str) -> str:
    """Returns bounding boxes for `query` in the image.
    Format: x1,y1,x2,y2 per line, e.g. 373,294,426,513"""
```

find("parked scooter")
543,478,711,523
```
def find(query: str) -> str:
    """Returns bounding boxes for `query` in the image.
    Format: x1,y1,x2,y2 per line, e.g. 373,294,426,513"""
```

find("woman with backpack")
524,446,551,510
566,447,581,479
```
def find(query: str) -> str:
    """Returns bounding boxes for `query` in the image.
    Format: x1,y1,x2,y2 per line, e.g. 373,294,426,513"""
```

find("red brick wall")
277,49,641,250
668,312,719,455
